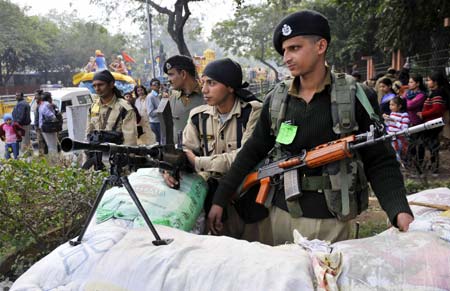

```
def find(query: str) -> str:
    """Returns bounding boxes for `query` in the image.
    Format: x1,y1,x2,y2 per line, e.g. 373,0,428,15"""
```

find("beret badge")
281,24,292,36
165,62,172,70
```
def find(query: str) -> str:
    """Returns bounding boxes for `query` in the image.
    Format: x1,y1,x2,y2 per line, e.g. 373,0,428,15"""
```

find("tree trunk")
257,40,279,81
257,58,279,82
147,0,194,57
0,61,3,86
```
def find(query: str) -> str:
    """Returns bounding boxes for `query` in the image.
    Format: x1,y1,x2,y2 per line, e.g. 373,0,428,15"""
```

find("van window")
61,100,73,113
77,94,92,105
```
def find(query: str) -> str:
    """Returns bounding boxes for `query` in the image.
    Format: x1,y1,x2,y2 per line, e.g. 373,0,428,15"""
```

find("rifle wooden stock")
304,135,355,168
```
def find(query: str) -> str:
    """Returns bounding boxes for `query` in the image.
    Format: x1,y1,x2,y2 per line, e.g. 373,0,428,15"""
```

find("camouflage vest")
269,72,379,221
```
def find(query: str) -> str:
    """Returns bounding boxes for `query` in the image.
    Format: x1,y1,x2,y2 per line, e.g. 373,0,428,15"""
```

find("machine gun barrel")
61,138,161,157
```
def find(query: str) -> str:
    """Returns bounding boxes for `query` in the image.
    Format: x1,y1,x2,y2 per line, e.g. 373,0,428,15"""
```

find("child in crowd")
383,97,410,164
0,113,25,159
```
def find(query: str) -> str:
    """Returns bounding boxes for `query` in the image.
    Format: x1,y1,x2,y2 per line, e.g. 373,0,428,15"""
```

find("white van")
31,87,93,139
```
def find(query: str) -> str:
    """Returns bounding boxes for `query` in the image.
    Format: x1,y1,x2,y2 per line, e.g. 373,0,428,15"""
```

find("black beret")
203,58,244,90
93,70,115,83
273,10,331,55
163,55,196,76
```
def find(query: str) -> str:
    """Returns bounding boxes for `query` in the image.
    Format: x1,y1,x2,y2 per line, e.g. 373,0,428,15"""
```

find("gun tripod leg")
121,176,173,246
70,176,111,246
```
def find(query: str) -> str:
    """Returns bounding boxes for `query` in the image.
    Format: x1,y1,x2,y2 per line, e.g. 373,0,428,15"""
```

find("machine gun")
61,98,188,246
240,118,445,207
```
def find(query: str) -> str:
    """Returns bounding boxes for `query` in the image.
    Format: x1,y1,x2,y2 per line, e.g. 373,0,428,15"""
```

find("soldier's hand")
162,170,179,188
207,204,224,235
396,212,414,232
162,92,170,98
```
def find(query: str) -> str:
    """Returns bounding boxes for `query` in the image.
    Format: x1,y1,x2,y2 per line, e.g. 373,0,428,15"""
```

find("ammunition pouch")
87,130,124,145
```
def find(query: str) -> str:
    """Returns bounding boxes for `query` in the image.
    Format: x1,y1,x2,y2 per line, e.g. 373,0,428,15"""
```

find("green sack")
96,168,208,231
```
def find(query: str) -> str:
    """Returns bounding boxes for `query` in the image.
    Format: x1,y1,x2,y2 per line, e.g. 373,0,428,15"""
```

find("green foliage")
0,157,107,279
211,1,302,80
0,0,128,85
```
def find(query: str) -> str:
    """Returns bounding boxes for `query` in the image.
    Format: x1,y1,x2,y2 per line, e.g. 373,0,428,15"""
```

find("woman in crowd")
39,92,59,156
133,85,153,145
416,71,450,174
379,78,397,115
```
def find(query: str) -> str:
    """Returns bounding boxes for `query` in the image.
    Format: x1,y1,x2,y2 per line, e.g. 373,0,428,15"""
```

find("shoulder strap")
112,107,127,131
201,113,209,155
236,103,253,148
355,83,380,123
269,80,292,136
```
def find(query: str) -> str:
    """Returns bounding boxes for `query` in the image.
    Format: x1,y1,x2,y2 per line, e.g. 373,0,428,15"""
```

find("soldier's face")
201,76,233,107
93,80,114,98
282,36,327,77
167,68,184,90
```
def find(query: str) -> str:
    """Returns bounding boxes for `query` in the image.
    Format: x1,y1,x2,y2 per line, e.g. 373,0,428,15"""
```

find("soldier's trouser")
222,205,273,246
270,206,352,245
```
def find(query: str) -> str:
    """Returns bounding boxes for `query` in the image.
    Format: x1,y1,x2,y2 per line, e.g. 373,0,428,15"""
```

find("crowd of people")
359,67,450,175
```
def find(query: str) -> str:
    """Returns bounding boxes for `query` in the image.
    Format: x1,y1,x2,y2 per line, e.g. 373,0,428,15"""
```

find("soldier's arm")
194,102,262,174
182,113,202,154
122,109,138,146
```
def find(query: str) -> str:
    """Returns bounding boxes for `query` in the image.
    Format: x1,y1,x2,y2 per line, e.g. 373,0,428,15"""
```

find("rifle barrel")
351,117,444,150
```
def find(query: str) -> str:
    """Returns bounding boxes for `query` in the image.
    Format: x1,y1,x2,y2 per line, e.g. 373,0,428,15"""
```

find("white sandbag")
12,221,315,291
333,187,450,290
11,220,131,291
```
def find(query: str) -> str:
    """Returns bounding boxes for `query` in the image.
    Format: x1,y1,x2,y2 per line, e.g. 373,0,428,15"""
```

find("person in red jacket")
416,71,450,175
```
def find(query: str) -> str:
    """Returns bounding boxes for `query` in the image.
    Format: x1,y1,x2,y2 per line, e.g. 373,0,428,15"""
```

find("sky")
10,0,238,37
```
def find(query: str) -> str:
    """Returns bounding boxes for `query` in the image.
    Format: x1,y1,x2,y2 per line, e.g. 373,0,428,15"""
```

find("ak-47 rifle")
240,118,445,207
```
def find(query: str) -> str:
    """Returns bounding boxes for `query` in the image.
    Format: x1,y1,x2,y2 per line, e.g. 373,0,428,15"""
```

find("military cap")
203,58,245,90
163,55,196,76
273,10,331,55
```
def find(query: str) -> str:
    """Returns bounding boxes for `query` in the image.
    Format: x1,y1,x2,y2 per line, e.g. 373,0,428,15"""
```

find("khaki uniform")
169,85,204,142
86,95,137,146
183,98,273,245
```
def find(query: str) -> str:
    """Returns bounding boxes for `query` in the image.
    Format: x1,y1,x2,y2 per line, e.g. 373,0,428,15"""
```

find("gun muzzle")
405,117,445,135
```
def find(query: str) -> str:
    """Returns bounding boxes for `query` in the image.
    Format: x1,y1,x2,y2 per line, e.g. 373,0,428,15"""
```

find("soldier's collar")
211,98,240,118
100,95,118,107
288,65,331,98
178,82,201,98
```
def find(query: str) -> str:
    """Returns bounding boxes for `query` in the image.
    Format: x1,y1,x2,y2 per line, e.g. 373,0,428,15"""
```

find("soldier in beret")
210,10,413,244
163,55,204,142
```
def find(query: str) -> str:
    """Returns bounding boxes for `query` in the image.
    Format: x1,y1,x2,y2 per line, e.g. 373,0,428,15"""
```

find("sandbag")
96,168,207,232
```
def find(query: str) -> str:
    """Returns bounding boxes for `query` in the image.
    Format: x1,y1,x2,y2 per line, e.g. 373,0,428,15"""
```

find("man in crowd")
163,55,204,142
146,78,162,143
209,10,414,245
12,92,31,153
